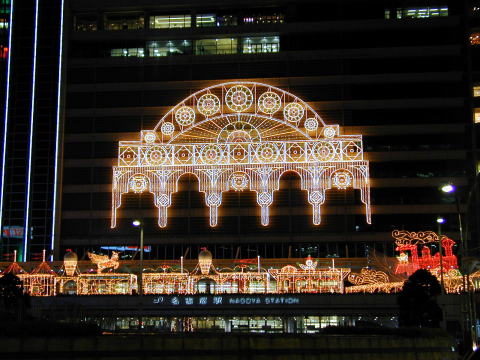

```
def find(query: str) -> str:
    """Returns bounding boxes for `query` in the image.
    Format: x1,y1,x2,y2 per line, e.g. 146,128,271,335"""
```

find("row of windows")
73,5,452,32
110,37,280,58
75,12,284,32
385,7,448,19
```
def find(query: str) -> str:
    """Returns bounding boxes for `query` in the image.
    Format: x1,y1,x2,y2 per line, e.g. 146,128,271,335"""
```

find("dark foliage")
398,269,442,328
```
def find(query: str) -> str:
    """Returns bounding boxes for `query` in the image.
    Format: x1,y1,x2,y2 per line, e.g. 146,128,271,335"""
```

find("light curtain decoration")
111,82,371,228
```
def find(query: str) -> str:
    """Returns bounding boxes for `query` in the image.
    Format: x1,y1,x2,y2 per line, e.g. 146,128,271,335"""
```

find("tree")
398,269,442,328
0,273,29,321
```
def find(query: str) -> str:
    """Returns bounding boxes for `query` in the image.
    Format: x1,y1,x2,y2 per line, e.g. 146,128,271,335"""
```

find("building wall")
57,0,478,260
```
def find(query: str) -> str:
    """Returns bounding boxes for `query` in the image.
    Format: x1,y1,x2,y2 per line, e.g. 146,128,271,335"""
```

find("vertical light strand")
0,0,14,247
24,0,40,261
51,0,65,261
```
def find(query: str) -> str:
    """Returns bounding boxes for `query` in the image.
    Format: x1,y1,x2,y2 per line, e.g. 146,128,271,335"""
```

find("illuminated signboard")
112,82,371,228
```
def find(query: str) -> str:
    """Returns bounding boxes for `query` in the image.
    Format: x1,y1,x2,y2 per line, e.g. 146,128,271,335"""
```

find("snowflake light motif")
161,122,175,136
145,146,168,166
323,126,336,138
175,106,196,126
332,171,352,189
129,174,149,193
230,172,249,191
143,132,157,143
283,102,305,123
225,85,253,112
197,93,221,116
257,91,282,114
304,118,318,131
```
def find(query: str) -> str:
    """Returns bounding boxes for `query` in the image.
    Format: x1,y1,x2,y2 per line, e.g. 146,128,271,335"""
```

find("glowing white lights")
225,85,253,112
283,102,304,122
112,82,371,228
197,93,221,116
175,106,196,126
257,91,281,114
304,117,318,131
161,122,175,136
323,126,336,138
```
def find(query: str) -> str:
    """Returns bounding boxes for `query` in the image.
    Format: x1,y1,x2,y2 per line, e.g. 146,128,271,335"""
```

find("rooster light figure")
88,251,120,274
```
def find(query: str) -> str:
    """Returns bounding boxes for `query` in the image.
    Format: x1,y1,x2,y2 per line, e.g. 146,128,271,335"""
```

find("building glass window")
243,13,284,24
395,7,448,19
475,109,480,124
74,14,98,31
110,48,145,57
196,14,238,27
147,40,191,57
149,15,191,29
242,36,280,54
195,38,237,55
104,12,144,30
196,14,216,27
474,86,480,97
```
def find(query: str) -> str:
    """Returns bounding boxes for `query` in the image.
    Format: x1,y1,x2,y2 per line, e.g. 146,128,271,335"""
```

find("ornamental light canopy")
111,81,371,228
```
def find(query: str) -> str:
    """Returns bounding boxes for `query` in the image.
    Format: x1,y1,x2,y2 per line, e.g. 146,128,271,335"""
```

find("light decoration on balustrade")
268,257,350,293
111,81,371,228
344,267,400,294
393,230,458,276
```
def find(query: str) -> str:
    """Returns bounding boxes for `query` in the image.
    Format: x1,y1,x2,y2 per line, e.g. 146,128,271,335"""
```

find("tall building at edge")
1,0,479,262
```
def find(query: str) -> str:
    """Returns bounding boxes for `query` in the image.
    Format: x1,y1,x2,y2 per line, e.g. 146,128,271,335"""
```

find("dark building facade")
1,0,480,261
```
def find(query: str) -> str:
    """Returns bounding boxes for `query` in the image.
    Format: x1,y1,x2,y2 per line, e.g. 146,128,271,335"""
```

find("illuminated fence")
112,81,371,228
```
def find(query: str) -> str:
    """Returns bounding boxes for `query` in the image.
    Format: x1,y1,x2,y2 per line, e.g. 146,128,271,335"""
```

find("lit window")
195,38,238,55
242,36,280,54
474,109,480,123
0,19,8,29
149,15,191,29
196,14,216,27
473,86,480,97
147,40,191,57
110,48,145,57
470,32,480,45
395,7,448,19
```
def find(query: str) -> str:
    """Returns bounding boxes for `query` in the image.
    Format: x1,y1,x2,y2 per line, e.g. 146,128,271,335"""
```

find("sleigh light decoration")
111,82,371,228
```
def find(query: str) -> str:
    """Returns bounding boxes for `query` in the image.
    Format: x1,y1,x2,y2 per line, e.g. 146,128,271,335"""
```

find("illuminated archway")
112,82,371,228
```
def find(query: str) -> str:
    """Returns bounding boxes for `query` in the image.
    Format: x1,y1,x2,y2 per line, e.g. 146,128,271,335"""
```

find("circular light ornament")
283,102,305,122
312,142,335,162
225,85,253,112
323,126,336,138
197,93,221,116
129,174,149,193
257,91,281,114
175,106,196,126
145,146,168,165
143,132,157,143
304,117,319,131
201,145,223,164
161,122,175,136
332,171,352,189
256,143,279,163
230,172,249,191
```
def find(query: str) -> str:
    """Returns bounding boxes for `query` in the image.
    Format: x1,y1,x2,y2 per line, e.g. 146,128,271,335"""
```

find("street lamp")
440,183,477,350
132,219,144,295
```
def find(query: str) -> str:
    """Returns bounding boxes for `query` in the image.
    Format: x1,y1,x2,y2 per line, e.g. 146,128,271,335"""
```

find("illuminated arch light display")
111,82,371,227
